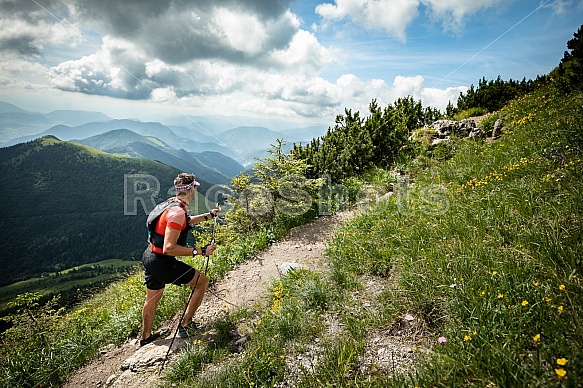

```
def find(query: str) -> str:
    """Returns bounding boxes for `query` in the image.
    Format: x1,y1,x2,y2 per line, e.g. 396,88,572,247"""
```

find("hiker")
140,173,220,346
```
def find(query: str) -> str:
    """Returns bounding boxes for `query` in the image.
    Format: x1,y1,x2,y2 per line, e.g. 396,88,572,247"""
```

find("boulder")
492,118,503,138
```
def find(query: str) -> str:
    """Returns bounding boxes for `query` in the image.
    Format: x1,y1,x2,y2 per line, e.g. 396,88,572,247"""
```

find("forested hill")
0,136,202,286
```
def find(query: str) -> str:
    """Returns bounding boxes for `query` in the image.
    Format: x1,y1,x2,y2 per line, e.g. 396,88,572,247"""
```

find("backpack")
146,199,189,248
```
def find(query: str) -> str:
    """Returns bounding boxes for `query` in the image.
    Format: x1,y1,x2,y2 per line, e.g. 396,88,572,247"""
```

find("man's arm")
162,227,201,256
188,206,221,225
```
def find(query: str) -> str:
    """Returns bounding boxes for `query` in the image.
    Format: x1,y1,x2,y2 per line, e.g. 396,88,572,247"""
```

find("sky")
0,0,581,125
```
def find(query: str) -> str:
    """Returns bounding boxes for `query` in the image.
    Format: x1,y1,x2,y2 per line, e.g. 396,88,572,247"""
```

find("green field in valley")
0,259,141,312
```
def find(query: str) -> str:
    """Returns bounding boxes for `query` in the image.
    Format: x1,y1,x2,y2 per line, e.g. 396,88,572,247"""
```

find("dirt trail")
63,211,353,388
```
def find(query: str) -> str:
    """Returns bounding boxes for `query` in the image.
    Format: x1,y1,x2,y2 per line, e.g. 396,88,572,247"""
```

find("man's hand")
202,244,216,256
210,206,221,218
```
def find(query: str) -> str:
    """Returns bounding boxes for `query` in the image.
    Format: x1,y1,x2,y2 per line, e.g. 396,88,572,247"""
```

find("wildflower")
450,283,457,289
522,300,529,306
557,358,568,366
534,282,540,286
558,305,564,312
545,297,552,303
492,271,498,275
464,335,472,341
438,336,447,343
555,368,567,379
533,334,540,342
559,284,565,291
497,294,504,299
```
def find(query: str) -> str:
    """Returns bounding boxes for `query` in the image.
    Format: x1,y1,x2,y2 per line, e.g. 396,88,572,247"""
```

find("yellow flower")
557,358,568,366
555,368,567,379
534,282,540,286
545,297,552,303
522,300,529,306
492,271,498,275
558,305,564,312
559,284,565,291
533,334,540,342
497,294,504,299
464,335,472,341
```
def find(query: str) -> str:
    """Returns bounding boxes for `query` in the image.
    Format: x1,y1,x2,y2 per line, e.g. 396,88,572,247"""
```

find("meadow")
162,85,582,386
0,83,581,387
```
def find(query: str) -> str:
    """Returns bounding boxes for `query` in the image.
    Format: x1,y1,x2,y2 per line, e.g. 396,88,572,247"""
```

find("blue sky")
0,0,581,124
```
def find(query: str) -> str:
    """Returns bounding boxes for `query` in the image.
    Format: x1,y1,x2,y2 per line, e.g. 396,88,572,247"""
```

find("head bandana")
175,180,200,192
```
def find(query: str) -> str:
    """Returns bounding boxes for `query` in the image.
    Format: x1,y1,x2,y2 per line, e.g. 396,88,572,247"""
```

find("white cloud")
421,0,506,31
316,0,419,40
0,17,82,56
391,75,424,99
48,36,152,99
316,0,508,38
212,8,269,56
3,0,479,121
269,29,335,71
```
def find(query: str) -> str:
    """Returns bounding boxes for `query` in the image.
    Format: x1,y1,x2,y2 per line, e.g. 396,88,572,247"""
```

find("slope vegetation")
0,136,192,286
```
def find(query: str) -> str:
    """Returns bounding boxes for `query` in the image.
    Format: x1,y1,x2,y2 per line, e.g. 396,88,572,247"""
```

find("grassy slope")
1,86,581,387
327,87,583,386
163,86,582,386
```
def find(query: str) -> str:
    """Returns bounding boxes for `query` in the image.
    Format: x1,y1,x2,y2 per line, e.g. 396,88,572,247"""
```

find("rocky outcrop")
411,117,502,148
431,119,483,140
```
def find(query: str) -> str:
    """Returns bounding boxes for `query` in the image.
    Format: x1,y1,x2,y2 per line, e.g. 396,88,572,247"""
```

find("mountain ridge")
0,136,211,287
75,129,245,183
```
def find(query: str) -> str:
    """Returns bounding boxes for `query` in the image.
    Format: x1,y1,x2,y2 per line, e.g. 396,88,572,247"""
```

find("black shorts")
141,247,196,290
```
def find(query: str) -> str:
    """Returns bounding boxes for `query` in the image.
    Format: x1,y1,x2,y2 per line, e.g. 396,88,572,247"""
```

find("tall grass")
0,213,310,386
163,86,582,387
326,87,583,386
2,86,581,387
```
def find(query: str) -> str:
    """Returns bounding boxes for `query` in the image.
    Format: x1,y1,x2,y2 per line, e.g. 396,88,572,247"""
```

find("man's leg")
181,270,209,326
142,287,165,339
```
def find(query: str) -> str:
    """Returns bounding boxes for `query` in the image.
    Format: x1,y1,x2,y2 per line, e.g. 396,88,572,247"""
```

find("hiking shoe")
178,321,206,338
139,327,169,346
139,331,162,347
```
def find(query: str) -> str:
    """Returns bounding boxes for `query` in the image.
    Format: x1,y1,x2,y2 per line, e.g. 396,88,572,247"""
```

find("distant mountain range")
0,101,111,141
0,101,329,170
76,129,243,184
0,101,330,288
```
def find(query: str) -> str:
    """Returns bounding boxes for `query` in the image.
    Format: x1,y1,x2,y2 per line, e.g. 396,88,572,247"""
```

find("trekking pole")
159,203,219,374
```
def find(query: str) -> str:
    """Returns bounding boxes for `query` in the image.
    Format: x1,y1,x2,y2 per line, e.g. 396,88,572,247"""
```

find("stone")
492,118,503,138
278,262,303,275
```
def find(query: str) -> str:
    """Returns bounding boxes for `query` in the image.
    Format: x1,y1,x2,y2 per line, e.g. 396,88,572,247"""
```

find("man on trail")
140,173,220,346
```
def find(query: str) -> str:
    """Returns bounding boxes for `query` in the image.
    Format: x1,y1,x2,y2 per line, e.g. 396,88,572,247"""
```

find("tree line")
291,25,582,185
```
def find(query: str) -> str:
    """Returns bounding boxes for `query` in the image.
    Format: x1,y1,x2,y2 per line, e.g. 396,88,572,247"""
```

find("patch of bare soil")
63,211,353,388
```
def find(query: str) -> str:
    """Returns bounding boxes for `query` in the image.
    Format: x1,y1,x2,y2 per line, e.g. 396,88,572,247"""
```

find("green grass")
453,107,488,120
163,86,582,387
0,259,140,310
325,87,583,386
1,85,581,387
0,211,306,387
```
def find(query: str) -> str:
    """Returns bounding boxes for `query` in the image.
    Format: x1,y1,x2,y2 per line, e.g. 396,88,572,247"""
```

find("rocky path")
63,211,353,388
